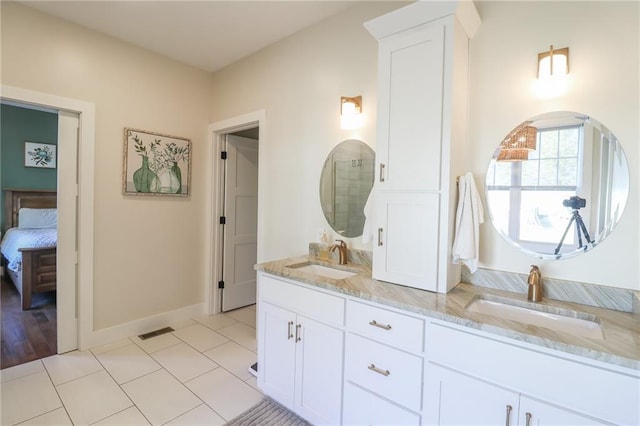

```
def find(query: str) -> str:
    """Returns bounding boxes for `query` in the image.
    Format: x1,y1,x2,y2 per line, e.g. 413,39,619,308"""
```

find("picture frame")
122,128,192,196
25,142,57,169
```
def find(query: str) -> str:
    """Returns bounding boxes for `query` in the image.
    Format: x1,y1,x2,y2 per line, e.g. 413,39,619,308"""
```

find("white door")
259,301,296,409
424,364,520,425
222,134,259,311
373,192,440,290
294,314,344,425
56,110,78,352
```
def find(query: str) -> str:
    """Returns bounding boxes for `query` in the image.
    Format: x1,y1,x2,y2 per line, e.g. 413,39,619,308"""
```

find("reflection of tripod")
554,209,593,255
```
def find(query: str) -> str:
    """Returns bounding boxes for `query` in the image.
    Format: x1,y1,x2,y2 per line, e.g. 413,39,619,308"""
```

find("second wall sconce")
340,96,363,129
537,45,569,79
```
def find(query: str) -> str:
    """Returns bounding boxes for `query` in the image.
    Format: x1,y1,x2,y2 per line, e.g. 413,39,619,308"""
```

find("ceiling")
20,1,355,73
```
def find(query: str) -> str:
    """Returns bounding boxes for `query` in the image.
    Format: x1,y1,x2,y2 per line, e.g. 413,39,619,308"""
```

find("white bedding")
0,227,57,272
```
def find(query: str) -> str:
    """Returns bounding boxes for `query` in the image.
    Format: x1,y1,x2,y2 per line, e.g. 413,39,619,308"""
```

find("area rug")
224,398,312,426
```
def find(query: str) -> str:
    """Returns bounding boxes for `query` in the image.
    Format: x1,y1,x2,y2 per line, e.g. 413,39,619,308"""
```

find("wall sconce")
537,45,569,79
535,45,570,98
340,96,363,129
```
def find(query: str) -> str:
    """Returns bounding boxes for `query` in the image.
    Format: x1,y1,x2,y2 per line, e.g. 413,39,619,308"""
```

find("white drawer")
345,333,423,411
343,382,421,426
346,300,424,353
258,274,345,326
426,321,640,426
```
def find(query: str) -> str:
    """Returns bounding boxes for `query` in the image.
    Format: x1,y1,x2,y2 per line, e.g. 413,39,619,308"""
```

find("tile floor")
1,305,262,425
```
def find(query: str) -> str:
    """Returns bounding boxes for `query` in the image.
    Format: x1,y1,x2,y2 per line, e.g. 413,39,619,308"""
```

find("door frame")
207,110,266,314
1,85,96,351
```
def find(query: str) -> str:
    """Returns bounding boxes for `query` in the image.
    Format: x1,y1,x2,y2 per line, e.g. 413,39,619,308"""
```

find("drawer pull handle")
368,364,390,376
295,324,302,342
505,405,512,426
369,320,392,331
377,228,384,247
525,412,532,426
379,163,385,182
287,321,294,340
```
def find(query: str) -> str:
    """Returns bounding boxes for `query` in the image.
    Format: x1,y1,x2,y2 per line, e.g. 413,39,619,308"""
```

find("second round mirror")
319,139,375,238
485,111,629,260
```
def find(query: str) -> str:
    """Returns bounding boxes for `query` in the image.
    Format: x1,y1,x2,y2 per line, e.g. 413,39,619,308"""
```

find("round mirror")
320,139,375,238
485,111,629,260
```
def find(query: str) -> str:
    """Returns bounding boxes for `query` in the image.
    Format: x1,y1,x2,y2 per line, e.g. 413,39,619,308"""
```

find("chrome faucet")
527,265,543,302
330,239,348,265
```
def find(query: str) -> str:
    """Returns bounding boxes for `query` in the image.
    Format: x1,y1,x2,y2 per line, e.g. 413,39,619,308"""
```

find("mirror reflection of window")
487,125,584,254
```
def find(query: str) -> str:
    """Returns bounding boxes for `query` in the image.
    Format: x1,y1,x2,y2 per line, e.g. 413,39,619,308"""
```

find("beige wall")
209,2,406,259
1,2,214,329
211,1,639,290
468,1,639,289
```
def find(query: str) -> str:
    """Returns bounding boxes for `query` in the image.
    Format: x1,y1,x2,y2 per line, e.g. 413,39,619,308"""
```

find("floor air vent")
138,327,175,340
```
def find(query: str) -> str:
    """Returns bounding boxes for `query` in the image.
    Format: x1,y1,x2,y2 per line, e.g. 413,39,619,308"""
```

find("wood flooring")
1,272,57,370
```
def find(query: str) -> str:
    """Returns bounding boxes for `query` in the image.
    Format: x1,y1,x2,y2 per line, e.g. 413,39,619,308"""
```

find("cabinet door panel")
424,363,519,426
259,302,296,409
519,397,609,426
295,315,344,425
343,382,421,426
376,24,445,192
373,192,440,290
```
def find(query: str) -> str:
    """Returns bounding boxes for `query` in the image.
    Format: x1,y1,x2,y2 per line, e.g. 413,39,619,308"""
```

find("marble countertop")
256,256,640,371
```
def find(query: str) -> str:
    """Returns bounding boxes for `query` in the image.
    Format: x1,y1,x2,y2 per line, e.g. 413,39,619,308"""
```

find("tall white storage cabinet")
365,1,481,293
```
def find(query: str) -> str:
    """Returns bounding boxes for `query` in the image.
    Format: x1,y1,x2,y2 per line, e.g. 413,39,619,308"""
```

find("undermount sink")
466,296,604,340
286,261,358,280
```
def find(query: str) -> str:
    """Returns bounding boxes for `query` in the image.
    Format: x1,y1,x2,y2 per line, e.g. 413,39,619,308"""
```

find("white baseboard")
79,302,205,351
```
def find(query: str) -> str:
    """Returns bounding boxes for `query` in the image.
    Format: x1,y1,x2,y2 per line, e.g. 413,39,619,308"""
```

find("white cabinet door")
259,302,296,409
519,397,609,426
343,382,421,426
423,363,519,426
373,192,440,290
295,314,344,426
375,24,445,192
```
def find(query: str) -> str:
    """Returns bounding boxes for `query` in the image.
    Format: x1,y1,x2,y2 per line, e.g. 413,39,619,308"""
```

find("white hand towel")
452,172,485,273
361,189,374,244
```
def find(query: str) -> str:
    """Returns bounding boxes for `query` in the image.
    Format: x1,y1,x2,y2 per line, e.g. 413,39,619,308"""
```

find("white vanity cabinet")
257,274,345,425
424,321,640,426
365,2,481,293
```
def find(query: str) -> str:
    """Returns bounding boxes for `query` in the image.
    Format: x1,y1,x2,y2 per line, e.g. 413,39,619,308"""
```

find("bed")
1,189,57,310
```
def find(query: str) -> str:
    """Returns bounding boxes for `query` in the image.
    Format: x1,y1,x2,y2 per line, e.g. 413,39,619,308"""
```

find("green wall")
0,104,58,229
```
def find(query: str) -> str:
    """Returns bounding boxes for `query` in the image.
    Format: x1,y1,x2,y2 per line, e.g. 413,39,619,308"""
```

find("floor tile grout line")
0,359,45,384
39,358,76,425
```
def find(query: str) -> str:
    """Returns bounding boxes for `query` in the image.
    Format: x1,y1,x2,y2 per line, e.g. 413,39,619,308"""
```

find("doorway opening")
219,129,259,312
0,101,78,369
208,110,265,315
1,84,96,356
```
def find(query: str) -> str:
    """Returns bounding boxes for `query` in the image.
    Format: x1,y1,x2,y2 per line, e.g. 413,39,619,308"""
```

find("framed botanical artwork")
25,142,57,168
123,128,191,196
